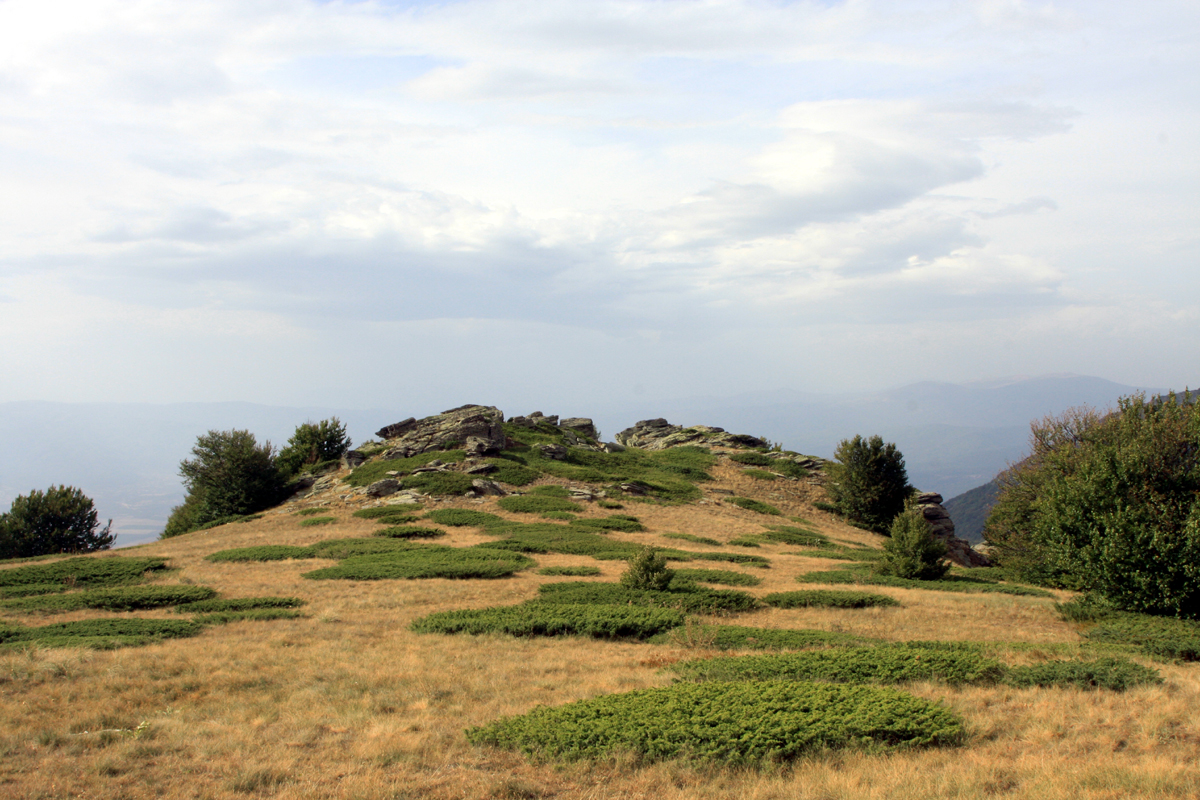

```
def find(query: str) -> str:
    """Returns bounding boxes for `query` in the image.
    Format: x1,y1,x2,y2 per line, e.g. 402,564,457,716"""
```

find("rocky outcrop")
914,492,990,568
614,419,767,451
376,405,505,458
559,418,599,440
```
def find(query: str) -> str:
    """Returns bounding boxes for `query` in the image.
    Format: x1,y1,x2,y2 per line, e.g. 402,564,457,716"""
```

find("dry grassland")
1,464,1198,800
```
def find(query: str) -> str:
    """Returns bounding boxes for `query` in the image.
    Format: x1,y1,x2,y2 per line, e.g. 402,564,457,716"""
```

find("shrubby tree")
162,429,283,538
0,485,114,559
985,393,1200,617
276,418,351,479
824,435,913,533
621,546,674,591
879,508,949,580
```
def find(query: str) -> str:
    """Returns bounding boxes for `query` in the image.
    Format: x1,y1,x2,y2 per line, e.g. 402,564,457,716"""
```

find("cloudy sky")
1,0,1196,415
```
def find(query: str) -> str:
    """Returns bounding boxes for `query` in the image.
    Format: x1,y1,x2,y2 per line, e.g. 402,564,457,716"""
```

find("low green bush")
467,680,964,763
425,509,504,528
0,557,169,589
596,500,624,509
671,642,1004,686
648,624,864,650
0,618,204,650
307,538,417,559
763,527,830,547
742,469,777,481
345,451,467,487
671,568,762,587
353,505,424,519
0,584,66,599
1080,615,1200,661
729,452,772,466
681,551,770,568
0,585,217,613
486,461,543,486
660,532,719,546
537,581,758,614
411,601,683,640
303,546,534,581
400,472,475,496
295,508,330,517
484,526,645,560
206,546,314,563
541,512,577,521
726,497,782,516
536,566,602,576
797,566,1053,597
762,590,900,609
569,516,645,532
298,516,337,527
1003,658,1161,691
194,513,264,531
529,485,571,497
192,609,305,625
374,526,446,540
174,597,305,613
498,496,583,514
770,462,810,479
728,536,762,547
791,548,884,562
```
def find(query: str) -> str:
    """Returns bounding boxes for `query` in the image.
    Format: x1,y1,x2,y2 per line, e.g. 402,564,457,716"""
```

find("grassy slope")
0,439,1195,800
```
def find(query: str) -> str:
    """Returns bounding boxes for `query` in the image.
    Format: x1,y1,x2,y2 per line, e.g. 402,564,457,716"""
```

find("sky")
1,0,1197,416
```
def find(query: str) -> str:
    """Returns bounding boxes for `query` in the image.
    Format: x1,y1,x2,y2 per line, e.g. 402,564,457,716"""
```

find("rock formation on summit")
913,491,990,567
375,404,506,458
614,419,767,451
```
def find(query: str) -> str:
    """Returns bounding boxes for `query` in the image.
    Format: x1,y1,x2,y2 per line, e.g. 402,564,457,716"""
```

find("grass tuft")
726,497,782,515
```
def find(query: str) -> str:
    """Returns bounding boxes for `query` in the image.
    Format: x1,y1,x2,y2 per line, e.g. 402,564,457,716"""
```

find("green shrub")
353,506,424,519
498,496,583,514
536,566,602,576
620,546,674,591
742,469,777,481
298,516,337,527
770,462,810,479
0,618,204,650
192,609,304,625
729,452,772,466
206,545,315,562
1003,658,1161,691
467,680,964,763
596,500,624,509
485,462,543,486
295,508,330,517
424,509,504,528
0,485,114,559
824,435,912,534
728,536,762,547
671,642,1003,686
345,451,467,488
485,526,645,561
762,590,900,609
0,585,217,613
529,485,571,497
401,472,476,496
879,509,949,580
726,497,782,516
681,551,770,568
797,565,1053,597
538,581,758,614
276,418,351,479
411,602,683,640
661,532,720,546
648,624,864,651
541,512,577,521
763,527,830,547
165,429,285,538
0,557,168,589
192,513,264,531
1080,615,1200,661
569,516,645,532
671,568,762,587
374,526,446,540
307,538,417,559
0,584,66,599
174,597,305,613
302,546,535,581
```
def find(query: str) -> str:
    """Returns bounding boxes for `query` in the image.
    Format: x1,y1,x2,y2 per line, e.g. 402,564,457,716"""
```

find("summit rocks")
615,419,767,451
375,405,506,459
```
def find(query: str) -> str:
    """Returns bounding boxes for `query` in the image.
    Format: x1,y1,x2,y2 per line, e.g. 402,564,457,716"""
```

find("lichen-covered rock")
559,417,599,440
535,443,568,460
376,405,505,458
366,479,401,497
913,492,990,568
614,419,767,451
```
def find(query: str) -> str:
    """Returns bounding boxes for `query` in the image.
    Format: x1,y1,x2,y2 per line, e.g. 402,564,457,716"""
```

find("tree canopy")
824,435,913,534
0,485,114,559
163,429,284,538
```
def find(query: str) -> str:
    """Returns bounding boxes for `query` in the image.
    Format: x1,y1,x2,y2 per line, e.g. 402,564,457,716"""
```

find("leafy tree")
824,435,913,533
879,508,949,580
162,429,283,538
985,394,1200,617
0,486,114,559
621,546,675,591
276,418,351,479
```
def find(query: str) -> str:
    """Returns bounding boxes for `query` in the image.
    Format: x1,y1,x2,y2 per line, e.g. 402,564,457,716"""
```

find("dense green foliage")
1057,601,1200,660
0,486,115,559
568,515,645,532
797,564,1052,597
538,581,758,614
497,496,583,514
0,618,204,650
729,452,773,466
648,624,864,650
671,568,762,587
0,556,168,590
682,551,771,567
671,642,1003,686
410,602,684,639
620,546,674,590
879,509,949,580
824,435,913,533
206,545,313,562
985,395,1200,617
276,418,351,479
352,505,424,520
374,526,446,539
164,429,284,537
762,589,900,609
725,497,782,515
536,566,602,576
297,516,337,527
742,469,777,481
295,507,330,517
761,526,830,547
660,532,720,546
0,584,216,613
466,680,965,763
400,471,475,496
302,545,534,580
345,451,467,487
1004,658,1161,691
173,597,305,613
423,509,502,527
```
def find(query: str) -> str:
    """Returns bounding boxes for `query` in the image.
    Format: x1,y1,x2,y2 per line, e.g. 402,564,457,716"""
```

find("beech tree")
0,486,114,559
824,435,913,534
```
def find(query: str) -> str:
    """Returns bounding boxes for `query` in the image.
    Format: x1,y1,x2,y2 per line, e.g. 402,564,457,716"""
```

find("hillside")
1,406,1197,800
944,480,1001,544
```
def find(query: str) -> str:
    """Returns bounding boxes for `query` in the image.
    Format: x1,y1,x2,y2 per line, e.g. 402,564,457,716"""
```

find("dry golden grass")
1,465,1198,800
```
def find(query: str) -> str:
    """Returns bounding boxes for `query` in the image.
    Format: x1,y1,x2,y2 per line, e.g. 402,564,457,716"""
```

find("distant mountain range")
0,375,1164,547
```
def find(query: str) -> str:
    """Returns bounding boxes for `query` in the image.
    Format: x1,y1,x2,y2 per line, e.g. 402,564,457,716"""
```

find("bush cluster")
302,546,534,581
1003,658,1161,691
671,568,762,587
0,556,168,591
164,429,285,538
879,509,949,580
568,516,645,532
796,565,1052,597
537,581,758,614
0,618,205,650
498,496,583,515
1,585,217,613
762,590,900,609
536,566,602,576
648,624,864,651
411,602,684,640
466,680,964,763
725,497,782,516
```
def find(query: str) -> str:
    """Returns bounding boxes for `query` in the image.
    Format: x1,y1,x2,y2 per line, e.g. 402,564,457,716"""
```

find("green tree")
162,429,283,538
824,435,913,533
621,546,674,591
276,418,351,479
879,508,949,580
0,486,114,559
985,394,1200,617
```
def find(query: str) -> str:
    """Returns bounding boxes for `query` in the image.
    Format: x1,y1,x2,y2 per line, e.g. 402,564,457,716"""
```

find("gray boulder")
559,417,599,440
377,405,505,458
366,479,401,497
913,491,990,567
614,419,767,451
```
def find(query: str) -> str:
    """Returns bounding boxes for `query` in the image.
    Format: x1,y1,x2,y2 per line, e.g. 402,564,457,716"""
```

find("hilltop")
0,405,1196,800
